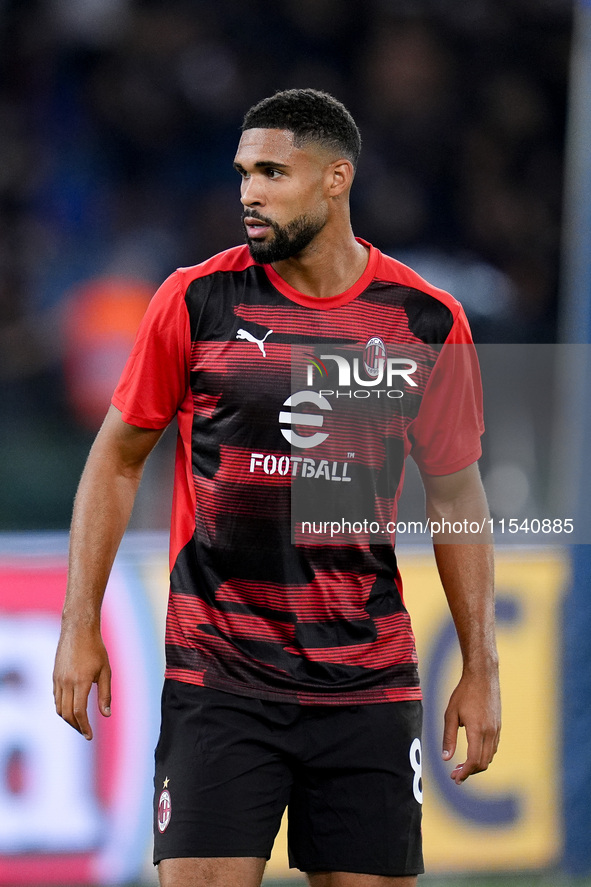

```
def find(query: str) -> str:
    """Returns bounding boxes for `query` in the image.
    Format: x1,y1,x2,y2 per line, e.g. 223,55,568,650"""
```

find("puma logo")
236,328,273,357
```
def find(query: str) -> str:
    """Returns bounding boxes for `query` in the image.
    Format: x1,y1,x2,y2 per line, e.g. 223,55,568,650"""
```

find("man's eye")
266,169,282,179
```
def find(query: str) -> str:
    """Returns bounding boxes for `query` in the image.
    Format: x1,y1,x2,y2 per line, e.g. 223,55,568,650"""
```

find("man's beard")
242,210,327,263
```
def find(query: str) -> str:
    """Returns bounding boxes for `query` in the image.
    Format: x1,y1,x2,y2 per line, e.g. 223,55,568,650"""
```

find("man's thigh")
307,874,417,887
153,681,292,863
288,701,424,879
158,856,266,887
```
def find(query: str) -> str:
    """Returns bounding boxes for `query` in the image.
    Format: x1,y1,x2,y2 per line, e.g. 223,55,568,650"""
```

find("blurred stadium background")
1,0,591,885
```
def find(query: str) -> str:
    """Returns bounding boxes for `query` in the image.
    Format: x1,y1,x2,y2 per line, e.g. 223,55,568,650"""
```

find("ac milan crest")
363,337,386,377
157,789,172,833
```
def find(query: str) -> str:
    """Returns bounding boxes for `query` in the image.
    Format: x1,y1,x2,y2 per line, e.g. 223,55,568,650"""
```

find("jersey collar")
261,239,378,310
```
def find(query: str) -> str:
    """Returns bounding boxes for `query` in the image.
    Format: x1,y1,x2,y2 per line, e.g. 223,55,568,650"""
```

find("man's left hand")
442,667,501,784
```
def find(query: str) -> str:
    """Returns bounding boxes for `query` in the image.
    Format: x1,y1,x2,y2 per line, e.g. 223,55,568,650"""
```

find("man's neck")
270,231,369,299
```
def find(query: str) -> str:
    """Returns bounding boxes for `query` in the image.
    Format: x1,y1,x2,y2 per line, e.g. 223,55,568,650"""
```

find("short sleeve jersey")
113,240,483,705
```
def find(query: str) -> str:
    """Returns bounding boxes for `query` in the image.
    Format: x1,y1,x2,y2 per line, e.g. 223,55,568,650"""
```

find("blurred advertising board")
0,536,567,883
405,548,567,873
0,534,167,886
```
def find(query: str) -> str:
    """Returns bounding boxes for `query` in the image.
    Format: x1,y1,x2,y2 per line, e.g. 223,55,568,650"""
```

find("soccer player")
53,89,501,887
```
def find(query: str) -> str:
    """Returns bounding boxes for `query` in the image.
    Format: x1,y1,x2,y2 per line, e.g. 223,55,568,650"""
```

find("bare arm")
53,405,165,739
421,462,501,783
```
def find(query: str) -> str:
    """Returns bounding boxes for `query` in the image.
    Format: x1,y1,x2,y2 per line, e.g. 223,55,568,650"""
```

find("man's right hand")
52,407,162,740
53,626,112,741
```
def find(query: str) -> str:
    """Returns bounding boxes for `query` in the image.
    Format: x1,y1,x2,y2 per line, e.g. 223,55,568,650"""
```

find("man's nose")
240,176,265,207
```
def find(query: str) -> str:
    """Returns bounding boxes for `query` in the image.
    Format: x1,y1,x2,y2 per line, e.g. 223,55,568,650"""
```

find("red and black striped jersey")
113,240,483,704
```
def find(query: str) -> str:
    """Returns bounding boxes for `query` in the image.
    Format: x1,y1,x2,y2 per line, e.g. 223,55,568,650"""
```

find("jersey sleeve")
111,271,190,428
408,305,484,475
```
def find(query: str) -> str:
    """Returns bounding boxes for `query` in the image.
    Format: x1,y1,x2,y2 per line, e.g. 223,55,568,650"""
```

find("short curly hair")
242,88,361,168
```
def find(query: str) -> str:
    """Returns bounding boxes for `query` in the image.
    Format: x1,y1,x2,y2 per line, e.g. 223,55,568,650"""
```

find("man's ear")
326,159,355,197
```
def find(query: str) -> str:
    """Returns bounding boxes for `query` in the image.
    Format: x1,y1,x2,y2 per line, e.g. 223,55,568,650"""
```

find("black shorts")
153,680,424,877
